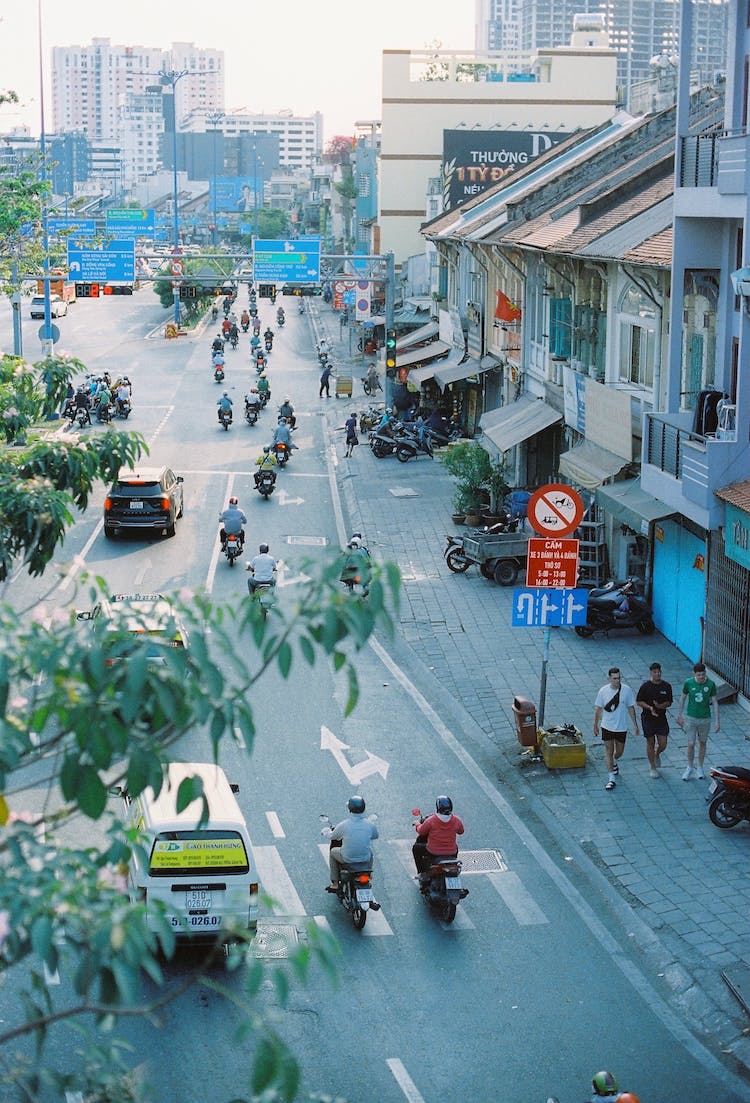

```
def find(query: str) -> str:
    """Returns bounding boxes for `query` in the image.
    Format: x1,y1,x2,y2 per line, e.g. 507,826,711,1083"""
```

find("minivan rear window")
149,830,249,876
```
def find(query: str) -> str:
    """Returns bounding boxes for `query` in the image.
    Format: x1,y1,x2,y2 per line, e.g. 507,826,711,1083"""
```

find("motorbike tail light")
356,874,370,885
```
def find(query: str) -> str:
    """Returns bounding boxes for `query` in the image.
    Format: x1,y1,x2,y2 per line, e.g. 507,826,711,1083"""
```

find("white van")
123,762,258,946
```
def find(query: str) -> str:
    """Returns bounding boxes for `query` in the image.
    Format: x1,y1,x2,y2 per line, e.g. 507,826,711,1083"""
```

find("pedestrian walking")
319,362,334,398
676,661,719,780
636,662,673,778
344,413,359,458
593,667,639,791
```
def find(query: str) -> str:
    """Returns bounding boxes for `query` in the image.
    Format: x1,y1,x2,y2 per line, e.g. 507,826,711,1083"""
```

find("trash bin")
512,695,538,747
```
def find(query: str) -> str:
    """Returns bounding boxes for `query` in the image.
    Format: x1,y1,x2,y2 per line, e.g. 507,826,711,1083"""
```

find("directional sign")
528,483,585,537
526,538,579,588
67,240,135,283
47,217,96,237
512,587,589,627
105,208,154,238
253,238,321,284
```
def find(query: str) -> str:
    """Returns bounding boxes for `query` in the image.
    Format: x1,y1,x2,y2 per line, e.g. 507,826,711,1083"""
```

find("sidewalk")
311,301,750,1076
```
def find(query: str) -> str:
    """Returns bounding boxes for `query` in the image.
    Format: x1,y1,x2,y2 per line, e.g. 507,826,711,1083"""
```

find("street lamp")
158,66,189,326
207,111,224,247
251,143,265,242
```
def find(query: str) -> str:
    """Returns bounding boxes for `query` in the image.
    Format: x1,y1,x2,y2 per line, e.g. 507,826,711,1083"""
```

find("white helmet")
349,537,361,548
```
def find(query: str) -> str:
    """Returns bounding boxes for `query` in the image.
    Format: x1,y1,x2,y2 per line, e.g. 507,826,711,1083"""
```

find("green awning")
595,478,675,534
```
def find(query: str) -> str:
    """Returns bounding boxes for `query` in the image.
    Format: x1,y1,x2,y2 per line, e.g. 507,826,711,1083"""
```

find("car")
29,294,68,319
103,465,184,539
75,592,190,663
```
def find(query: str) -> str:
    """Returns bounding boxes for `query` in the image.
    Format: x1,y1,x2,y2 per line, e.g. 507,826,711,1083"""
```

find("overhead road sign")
527,483,585,538
47,217,96,237
105,208,155,238
252,238,321,284
67,240,136,284
512,588,589,627
526,538,580,589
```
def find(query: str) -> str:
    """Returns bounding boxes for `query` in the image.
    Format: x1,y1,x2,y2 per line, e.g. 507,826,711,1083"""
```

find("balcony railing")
680,133,720,187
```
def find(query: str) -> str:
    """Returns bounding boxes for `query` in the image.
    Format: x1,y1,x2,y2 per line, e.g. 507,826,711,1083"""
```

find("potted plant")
440,442,493,526
485,456,511,516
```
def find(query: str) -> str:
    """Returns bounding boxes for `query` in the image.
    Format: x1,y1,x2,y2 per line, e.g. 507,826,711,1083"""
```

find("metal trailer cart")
444,529,528,586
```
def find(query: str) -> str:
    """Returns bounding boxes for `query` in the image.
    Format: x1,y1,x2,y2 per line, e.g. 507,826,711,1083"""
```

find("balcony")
679,131,750,194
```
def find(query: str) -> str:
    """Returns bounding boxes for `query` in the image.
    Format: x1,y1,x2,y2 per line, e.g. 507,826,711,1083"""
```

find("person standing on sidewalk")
593,667,639,791
636,662,673,779
319,362,334,398
676,661,719,780
344,413,359,458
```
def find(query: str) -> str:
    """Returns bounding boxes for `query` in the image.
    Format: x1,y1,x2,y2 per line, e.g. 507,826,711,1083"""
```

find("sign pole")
538,627,551,728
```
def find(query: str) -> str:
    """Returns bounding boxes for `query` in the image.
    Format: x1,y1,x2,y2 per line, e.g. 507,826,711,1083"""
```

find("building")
118,92,164,189
476,0,521,53
51,39,224,143
181,109,322,175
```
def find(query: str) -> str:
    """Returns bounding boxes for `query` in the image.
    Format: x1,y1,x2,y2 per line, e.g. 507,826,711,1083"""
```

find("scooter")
214,364,225,383
257,388,271,408
320,814,380,930
264,337,272,353
223,532,242,566
412,810,469,924
72,404,90,429
276,310,285,327
255,353,266,374
244,396,261,426
272,441,289,467
394,432,433,464
217,407,232,431
369,427,399,459
255,469,276,499
247,576,276,619
574,578,655,638
708,766,750,829
229,331,239,350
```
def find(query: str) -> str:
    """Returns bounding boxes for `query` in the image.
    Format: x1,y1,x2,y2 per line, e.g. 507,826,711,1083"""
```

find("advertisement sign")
562,368,633,461
333,279,356,310
724,503,750,570
210,176,263,214
105,208,155,238
443,129,572,209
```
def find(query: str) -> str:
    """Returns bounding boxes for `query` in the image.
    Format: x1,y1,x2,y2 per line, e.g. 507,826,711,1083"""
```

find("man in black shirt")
636,662,673,779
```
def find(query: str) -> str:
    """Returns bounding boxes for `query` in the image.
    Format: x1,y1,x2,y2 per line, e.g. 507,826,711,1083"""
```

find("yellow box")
540,728,586,769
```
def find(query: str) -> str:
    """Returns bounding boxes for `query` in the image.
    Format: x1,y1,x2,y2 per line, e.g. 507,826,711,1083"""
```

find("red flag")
495,291,522,323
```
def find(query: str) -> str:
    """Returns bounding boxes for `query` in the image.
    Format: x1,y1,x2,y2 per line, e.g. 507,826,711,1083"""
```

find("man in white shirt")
593,667,639,792
246,543,277,593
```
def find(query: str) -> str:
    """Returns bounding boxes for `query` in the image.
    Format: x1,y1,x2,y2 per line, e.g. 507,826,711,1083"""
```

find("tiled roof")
716,481,750,511
624,226,673,267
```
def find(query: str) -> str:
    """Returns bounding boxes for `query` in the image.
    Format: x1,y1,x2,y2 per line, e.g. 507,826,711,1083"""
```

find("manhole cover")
388,487,419,498
252,921,300,958
460,850,508,874
286,535,328,546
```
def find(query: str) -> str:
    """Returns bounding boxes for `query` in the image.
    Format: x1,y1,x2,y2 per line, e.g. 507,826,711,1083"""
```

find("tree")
0,354,401,1100
323,136,354,165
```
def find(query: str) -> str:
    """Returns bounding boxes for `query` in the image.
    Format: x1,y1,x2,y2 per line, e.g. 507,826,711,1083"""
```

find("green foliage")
439,441,510,513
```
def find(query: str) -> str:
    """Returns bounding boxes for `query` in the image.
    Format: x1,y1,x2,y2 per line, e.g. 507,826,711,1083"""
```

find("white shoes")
682,766,695,781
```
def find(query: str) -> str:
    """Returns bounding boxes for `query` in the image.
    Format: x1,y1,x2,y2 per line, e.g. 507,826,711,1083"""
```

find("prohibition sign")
527,483,584,538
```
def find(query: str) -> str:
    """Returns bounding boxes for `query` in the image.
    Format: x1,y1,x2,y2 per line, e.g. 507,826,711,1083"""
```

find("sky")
0,0,475,141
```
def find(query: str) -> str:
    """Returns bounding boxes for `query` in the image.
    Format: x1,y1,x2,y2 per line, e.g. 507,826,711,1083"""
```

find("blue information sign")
47,217,96,237
511,588,589,627
105,209,155,237
67,240,136,283
252,238,321,284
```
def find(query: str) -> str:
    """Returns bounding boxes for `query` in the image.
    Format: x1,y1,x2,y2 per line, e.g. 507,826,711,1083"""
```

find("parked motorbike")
394,428,433,463
369,426,400,459
574,578,655,638
708,766,750,829
255,469,276,499
217,407,232,431
412,809,468,924
214,364,225,383
223,532,243,567
273,441,289,467
444,534,472,573
425,423,462,448
320,814,380,930
244,396,260,426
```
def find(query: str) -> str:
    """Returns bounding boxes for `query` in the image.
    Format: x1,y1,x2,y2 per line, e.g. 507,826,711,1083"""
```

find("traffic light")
385,328,397,373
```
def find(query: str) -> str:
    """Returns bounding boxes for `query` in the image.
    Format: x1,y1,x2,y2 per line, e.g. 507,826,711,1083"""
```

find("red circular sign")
527,483,584,537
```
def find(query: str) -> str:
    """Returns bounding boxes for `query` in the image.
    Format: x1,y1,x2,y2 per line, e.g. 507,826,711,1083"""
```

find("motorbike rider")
210,302,219,322
217,391,233,422
276,306,285,321
115,379,131,416
246,542,277,593
326,795,378,893
228,321,239,346
73,385,92,425
221,316,231,339
412,796,464,875
587,1071,640,1103
278,396,296,428
218,495,247,549
240,309,250,332
341,537,371,596
365,362,380,391
252,316,261,335
272,417,298,454
254,445,277,488
62,381,75,419
377,407,396,434
263,325,274,345
245,390,262,415
256,371,270,400
222,295,232,317
95,380,112,421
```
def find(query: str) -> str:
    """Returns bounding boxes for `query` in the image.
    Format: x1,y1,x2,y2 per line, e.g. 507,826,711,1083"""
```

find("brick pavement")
309,301,750,1073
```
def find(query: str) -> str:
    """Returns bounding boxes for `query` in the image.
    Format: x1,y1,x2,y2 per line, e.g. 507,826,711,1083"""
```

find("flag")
495,291,522,323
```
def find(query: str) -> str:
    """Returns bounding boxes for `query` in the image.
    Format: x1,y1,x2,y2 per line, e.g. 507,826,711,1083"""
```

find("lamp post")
37,0,53,356
207,111,224,247
251,144,264,242
159,67,188,326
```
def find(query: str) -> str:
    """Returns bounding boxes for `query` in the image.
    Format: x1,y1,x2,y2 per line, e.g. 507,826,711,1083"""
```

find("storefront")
704,482,750,695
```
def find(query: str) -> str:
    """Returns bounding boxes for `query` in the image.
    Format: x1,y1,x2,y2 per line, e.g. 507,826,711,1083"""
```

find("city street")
2,288,748,1103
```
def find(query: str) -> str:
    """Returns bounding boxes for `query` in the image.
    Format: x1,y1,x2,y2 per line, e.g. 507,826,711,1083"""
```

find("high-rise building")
475,0,521,53
180,109,322,174
51,38,224,143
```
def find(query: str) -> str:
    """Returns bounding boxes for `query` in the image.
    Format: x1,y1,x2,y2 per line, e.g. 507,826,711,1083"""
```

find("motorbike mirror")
411,808,421,816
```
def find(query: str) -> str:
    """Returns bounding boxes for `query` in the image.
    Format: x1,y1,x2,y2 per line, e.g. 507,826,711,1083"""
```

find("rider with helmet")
218,496,247,549
254,444,277,488
326,796,379,893
412,796,464,875
587,1071,639,1103
217,391,233,422
341,536,372,596
278,395,296,428
246,543,277,593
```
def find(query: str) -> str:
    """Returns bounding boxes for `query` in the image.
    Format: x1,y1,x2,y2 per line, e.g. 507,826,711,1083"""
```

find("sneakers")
605,773,617,791
649,768,660,779
682,766,695,781
696,767,706,780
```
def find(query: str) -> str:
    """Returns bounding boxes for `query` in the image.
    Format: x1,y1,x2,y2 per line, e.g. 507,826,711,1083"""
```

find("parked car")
29,294,68,319
103,465,184,539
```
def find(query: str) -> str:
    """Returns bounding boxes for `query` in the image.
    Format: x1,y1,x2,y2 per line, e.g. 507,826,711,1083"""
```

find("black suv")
104,466,184,539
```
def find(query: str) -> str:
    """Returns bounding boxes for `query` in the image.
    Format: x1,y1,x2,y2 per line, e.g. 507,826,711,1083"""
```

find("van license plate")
186,889,212,909
445,877,462,890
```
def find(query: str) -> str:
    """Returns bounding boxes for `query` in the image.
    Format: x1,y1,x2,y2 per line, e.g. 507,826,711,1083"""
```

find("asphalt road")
1,290,747,1103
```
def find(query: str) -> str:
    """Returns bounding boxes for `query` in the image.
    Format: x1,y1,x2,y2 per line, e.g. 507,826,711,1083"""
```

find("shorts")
641,723,669,741
684,716,711,740
601,729,626,743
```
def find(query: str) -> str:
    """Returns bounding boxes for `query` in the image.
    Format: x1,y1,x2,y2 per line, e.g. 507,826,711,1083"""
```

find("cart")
444,529,528,586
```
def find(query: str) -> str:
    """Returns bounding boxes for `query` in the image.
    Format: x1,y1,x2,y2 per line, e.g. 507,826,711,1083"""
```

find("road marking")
487,871,548,926
320,724,390,784
205,473,235,594
386,1058,426,1103
316,844,393,936
252,845,306,916
43,962,60,986
265,811,285,838
233,725,246,751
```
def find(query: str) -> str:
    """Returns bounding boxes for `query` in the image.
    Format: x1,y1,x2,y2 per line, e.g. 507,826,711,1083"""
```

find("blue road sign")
105,209,155,237
252,238,321,284
47,217,96,237
66,240,135,283
512,588,589,627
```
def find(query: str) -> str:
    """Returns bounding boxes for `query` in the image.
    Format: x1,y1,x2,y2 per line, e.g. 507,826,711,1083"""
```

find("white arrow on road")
277,487,305,506
320,725,390,785
276,569,311,589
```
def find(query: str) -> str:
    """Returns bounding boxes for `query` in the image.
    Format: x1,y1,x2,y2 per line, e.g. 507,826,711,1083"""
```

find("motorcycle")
244,396,261,426
393,429,433,464
708,766,750,828
574,578,655,638
255,353,266,374
248,578,276,619
210,305,219,322
255,469,276,499
320,814,380,930
264,338,273,353
229,331,239,350
412,809,469,924
257,388,271,408
214,364,225,383
72,404,90,429
273,441,289,467
298,302,305,314
217,407,232,431
223,532,243,567
369,426,400,459
362,373,382,396
444,534,472,574
276,310,285,327
240,316,250,333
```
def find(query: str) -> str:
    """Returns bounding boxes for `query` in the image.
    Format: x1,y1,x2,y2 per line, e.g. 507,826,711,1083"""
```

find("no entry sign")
527,483,584,538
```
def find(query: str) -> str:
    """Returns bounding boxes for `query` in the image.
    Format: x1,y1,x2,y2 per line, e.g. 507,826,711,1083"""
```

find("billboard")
442,129,572,209
210,176,263,214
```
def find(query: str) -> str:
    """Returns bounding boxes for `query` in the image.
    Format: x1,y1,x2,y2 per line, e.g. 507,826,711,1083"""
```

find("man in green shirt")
676,661,719,781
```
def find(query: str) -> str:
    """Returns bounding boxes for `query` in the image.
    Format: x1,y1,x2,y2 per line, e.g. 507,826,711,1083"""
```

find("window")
619,323,654,387
549,298,572,359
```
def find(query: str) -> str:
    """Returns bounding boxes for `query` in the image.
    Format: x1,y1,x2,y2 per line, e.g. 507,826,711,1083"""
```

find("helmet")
615,1096,640,1103
259,371,266,378
351,532,362,540
263,445,271,453
592,1072,618,1096
284,395,290,402
435,795,453,815
259,543,269,554
229,496,238,506
347,796,366,814
349,537,361,548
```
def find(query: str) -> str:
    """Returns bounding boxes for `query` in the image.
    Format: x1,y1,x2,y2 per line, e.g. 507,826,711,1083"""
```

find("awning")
396,321,439,349
595,478,675,534
479,397,561,453
434,354,490,390
480,354,502,370
408,362,442,386
396,339,451,369
367,315,385,326
558,440,627,489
